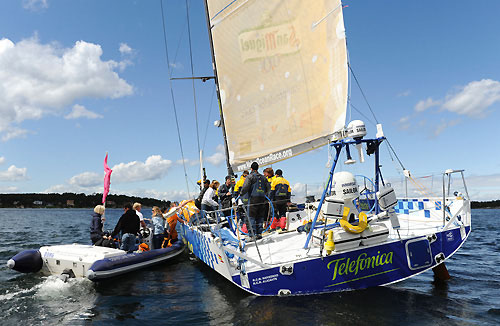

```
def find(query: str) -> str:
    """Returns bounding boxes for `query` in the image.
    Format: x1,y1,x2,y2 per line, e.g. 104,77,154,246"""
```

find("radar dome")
331,171,359,200
346,120,367,140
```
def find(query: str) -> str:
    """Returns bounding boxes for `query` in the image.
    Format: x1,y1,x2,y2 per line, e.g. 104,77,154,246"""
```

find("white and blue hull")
179,198,471,296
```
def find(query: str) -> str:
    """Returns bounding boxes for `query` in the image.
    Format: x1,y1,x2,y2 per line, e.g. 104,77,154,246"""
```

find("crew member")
270,169,291,219
111,203,140,253
218,176,233,217
241,162,270,240
233,171,249,199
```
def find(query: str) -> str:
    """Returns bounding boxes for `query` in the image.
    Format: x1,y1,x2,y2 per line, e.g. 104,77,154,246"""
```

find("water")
1,208,499,325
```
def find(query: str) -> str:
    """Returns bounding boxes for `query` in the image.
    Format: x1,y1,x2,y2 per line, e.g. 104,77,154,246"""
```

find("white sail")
206,0,348,172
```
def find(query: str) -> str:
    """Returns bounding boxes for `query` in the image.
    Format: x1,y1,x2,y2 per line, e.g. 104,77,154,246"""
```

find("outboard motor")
139,227,154,249
7,249,43,273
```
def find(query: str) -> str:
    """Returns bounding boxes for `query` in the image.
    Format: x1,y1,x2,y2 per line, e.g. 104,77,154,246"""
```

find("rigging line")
349,102,376,126
185,0,202,157
348,63,379,124
160,0,191,198
348,62,407,172
385,139,406,171
202,83,217,151
171,17,187,76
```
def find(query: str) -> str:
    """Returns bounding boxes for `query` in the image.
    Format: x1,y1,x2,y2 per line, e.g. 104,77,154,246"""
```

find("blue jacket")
90,213,103,236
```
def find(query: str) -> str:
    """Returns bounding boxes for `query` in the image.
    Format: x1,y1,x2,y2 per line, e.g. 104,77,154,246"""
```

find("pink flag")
102,153,113,204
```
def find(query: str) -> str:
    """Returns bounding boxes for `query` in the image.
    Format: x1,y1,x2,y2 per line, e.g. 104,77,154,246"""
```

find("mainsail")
206,0,348,172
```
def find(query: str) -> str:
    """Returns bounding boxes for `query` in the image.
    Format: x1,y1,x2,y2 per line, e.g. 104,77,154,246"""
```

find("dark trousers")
90,233,101,245
273,198,288,218
248,197,267,236
153,234,164,249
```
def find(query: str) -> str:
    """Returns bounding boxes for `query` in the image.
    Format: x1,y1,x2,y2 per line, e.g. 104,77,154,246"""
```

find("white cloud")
119,43,132,54
431,119,461,137
68,171,101,187
1,127,30,141
291,182,324,203
397,90,411,97
64,104,103,120
0,186,18,192
22,0,48,11
46,155,173,195
176,158,199,166
0,165,28,181
111,155,172,183
120,189,190,202
441,79,500,117
0,37,133,140
415,97,441,112
0,157,4,165
206,144,225,166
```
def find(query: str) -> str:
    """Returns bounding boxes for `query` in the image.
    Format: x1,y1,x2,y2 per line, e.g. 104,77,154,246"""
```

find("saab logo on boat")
327,251,394,282
238,23,300,62
446,231,454,242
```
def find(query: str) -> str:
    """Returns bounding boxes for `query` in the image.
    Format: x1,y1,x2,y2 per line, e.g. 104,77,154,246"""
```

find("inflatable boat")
7,240,185,281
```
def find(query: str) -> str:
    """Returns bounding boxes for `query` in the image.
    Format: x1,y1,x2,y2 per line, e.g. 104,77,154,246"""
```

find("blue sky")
0,0,499,202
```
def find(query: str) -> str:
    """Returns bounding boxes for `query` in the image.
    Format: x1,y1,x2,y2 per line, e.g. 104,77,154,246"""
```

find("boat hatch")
405,238,432,270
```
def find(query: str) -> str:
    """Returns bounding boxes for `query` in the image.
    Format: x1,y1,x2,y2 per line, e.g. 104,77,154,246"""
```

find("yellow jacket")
270,176,291,200
234,176,246,195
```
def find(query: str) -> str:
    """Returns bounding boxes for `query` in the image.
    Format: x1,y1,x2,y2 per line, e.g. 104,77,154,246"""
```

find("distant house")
33,200,43,205
66,200,75,207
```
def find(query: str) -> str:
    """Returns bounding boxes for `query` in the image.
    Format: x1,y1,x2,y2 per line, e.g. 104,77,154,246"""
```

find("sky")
0,0,499,202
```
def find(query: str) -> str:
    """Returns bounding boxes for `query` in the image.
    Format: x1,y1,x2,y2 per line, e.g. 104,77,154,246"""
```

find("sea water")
0,208,499,325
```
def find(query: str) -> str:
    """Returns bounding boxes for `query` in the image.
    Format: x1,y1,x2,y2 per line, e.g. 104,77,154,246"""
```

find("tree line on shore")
0,193,169,209
0,193,498,209
470,200,500,209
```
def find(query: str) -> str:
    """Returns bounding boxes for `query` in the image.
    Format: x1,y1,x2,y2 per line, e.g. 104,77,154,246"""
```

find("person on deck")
233,171,249,199
151,206,165,249
270,169,291,219
263,167,275,185
90,204,106,245
263,167,275,220
133,202,147,229
111,203,140,253
195,179,210,210
241,162,270,240
202,180,220,215
233,170,250,227
218,176,233,217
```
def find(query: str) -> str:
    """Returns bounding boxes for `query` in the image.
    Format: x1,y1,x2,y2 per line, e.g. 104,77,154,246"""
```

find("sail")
206,0,348,172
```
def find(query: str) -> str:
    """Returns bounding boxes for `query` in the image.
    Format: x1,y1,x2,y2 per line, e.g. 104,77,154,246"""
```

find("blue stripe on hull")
180,223,470,296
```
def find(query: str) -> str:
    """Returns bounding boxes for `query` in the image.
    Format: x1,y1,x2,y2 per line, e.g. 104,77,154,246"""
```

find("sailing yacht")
177,0,471,296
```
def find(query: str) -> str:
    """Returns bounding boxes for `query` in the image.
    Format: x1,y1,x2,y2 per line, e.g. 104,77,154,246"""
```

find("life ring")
339,211,368,234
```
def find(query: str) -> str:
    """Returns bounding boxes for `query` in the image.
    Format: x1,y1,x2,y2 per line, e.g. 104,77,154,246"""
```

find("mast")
202,0,234,177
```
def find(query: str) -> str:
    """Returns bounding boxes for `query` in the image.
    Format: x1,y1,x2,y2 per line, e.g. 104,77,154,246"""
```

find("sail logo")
238,23,300,62
327,251,394,281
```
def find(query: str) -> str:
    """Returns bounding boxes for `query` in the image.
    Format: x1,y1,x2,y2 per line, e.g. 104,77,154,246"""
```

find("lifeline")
327,251,393,281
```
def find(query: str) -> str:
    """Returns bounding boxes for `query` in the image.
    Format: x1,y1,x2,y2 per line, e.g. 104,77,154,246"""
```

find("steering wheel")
354,174,377,213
